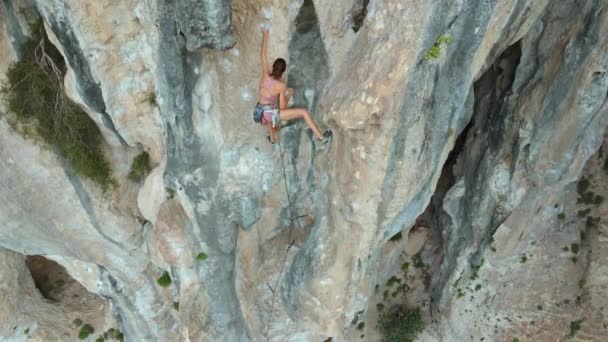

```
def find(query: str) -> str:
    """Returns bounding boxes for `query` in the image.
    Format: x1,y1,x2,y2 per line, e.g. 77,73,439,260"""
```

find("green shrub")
577,177,590,195
578,191,595,205
166,187,176,199
157,271,172,287
378,306,424,342
1,22,115,191
424,34,452,60
570,243,579,254
586,216,600,227
578,209,591,217
173,301,180,311
470,259,484,280
386,276,401,287
557,213,566,220
412,254,425,269
105,328,123,341
146,92,157,106
196,252,208,261
78,324,95,340
425,45,441,60
438,35,452,44
568,319,583,338
128,152,150,181
594,195,604,205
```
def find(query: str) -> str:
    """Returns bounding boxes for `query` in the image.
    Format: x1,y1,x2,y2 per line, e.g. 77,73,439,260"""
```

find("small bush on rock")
157,271,172,287
196,252,208,261
166,187,176,199
568,319,583,338
378,306,424,342
78,324,95,340
1,22,115,191
128,151,150,181
105,327,124,341
424,34,452,60
146,91,157,106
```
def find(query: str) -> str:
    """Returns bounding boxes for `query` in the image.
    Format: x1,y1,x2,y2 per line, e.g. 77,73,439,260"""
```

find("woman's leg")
279,108,324,140
267,123,276,144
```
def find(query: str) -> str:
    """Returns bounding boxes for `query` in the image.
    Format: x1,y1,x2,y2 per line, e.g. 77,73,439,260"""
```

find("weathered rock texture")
0,249,117,340
0,0,606,341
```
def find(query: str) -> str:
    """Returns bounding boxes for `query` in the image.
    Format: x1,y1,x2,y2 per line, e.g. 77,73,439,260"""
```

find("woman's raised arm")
261,28,270,76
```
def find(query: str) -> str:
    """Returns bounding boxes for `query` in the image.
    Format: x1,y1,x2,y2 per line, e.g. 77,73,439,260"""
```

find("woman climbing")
253,27,332,144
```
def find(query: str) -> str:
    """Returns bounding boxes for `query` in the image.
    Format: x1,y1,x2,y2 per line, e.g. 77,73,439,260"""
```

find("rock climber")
253,27,332,144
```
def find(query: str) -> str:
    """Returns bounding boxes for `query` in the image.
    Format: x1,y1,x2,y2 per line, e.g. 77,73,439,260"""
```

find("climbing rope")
263,130,300,342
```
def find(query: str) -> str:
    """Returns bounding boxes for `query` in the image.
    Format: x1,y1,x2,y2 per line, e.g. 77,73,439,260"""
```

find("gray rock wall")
0,0,606,341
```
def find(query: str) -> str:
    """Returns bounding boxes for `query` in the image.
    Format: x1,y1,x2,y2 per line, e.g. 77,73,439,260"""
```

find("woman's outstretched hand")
260,25,270,75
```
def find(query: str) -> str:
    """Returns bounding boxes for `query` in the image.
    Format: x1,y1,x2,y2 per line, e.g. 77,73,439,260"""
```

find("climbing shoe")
320,129,332,144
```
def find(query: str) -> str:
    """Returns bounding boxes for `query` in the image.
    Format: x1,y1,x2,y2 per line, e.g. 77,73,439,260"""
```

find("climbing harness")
253,103,279,126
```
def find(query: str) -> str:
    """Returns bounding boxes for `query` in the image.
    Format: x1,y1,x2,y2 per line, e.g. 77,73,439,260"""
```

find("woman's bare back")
258,74,284,106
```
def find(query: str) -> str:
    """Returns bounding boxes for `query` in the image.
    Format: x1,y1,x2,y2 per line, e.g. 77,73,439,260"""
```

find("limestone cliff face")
0,0,606,341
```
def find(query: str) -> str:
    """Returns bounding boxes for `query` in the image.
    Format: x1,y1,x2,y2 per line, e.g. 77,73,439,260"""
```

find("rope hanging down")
263,132,300,342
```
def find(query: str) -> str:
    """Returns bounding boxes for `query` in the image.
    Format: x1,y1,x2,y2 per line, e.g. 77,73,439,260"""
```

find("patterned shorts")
253,103,279,127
